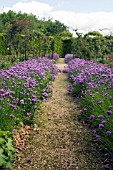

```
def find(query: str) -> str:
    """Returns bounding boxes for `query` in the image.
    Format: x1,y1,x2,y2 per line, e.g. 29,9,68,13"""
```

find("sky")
0,0,113,35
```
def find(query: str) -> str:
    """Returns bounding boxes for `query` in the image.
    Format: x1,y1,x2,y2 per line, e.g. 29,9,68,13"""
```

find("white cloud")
1,1,113,35
51,10,113,35
1,1,53,18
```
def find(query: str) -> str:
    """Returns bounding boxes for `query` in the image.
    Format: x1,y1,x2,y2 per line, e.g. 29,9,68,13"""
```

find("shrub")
64,53,74,63
47,53,59,60
0,129,15,169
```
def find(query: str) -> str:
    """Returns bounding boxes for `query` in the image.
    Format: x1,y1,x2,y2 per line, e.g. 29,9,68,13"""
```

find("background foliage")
0,10,72,69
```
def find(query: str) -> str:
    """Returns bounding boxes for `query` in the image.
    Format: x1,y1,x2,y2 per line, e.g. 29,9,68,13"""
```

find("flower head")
20,99,24,104
27,158,32,163
92,130,96,134
98,115,104,119
102,120,106,125
83,108,87,111
12,129,17,133
10,114,14,118
96,135,101,139
99,123,104,130
107,110,112,115
89,114,94,120
106,131,111,135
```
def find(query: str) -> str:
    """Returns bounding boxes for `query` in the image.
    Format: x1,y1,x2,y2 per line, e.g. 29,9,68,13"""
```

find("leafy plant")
0,129,15,169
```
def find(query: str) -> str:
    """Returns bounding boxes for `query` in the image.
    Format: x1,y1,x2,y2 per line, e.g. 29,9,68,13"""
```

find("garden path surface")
15,58,104,170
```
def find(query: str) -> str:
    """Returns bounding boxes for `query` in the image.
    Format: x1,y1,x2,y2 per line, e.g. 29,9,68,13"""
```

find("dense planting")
67,58,113,152
0,57,59,169
0,57,59,131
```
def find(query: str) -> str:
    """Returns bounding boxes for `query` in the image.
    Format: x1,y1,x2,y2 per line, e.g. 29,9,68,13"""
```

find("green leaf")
6,138,15,151
6,162,14,169
0,137,5,145
0,148,7,166
0,148,4,154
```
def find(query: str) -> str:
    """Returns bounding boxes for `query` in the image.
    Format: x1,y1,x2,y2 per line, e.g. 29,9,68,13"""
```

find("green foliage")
54,37,63,57
1,10,113,63
0,10,71,61
0,60,11,69
19,55,25,62
0,130,15,169
71,31,112,63
62,38,72,57
0,33,7,55
41,19,67,36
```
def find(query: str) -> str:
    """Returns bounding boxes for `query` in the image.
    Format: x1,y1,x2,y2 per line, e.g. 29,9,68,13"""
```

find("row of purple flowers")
66,58,113,152
0,57,59,132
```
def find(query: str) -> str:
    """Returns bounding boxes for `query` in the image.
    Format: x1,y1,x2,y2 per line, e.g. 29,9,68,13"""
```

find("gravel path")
15,59,104,170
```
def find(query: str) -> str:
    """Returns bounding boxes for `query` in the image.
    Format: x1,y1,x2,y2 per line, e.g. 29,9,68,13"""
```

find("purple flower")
20,92,23,94
65,54,74,59
27,158,32,163
99,123,104,130
107,110,112,115
96,135,101,139
98,115,104,119
109,106,113,108
13,106,17,110
89,114,94,120
102,120,106,125
106,115,110,120
14,98,19,104
92,130,96,134
110,96,112,100
79,79,84,84
97,101,103,104
37,100,40,103
12,129,17,133
20,99,24,104
32,95,37,102
83,108,87,111
106,131,111,135
10,114,14,118
48,53,59,60
27,112,31,116
34,105,37,109
65,54,74,63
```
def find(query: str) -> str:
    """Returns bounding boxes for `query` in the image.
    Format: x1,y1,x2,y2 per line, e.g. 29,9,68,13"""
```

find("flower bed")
0,57,59,131
0,57,59,169
67,58,113,152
